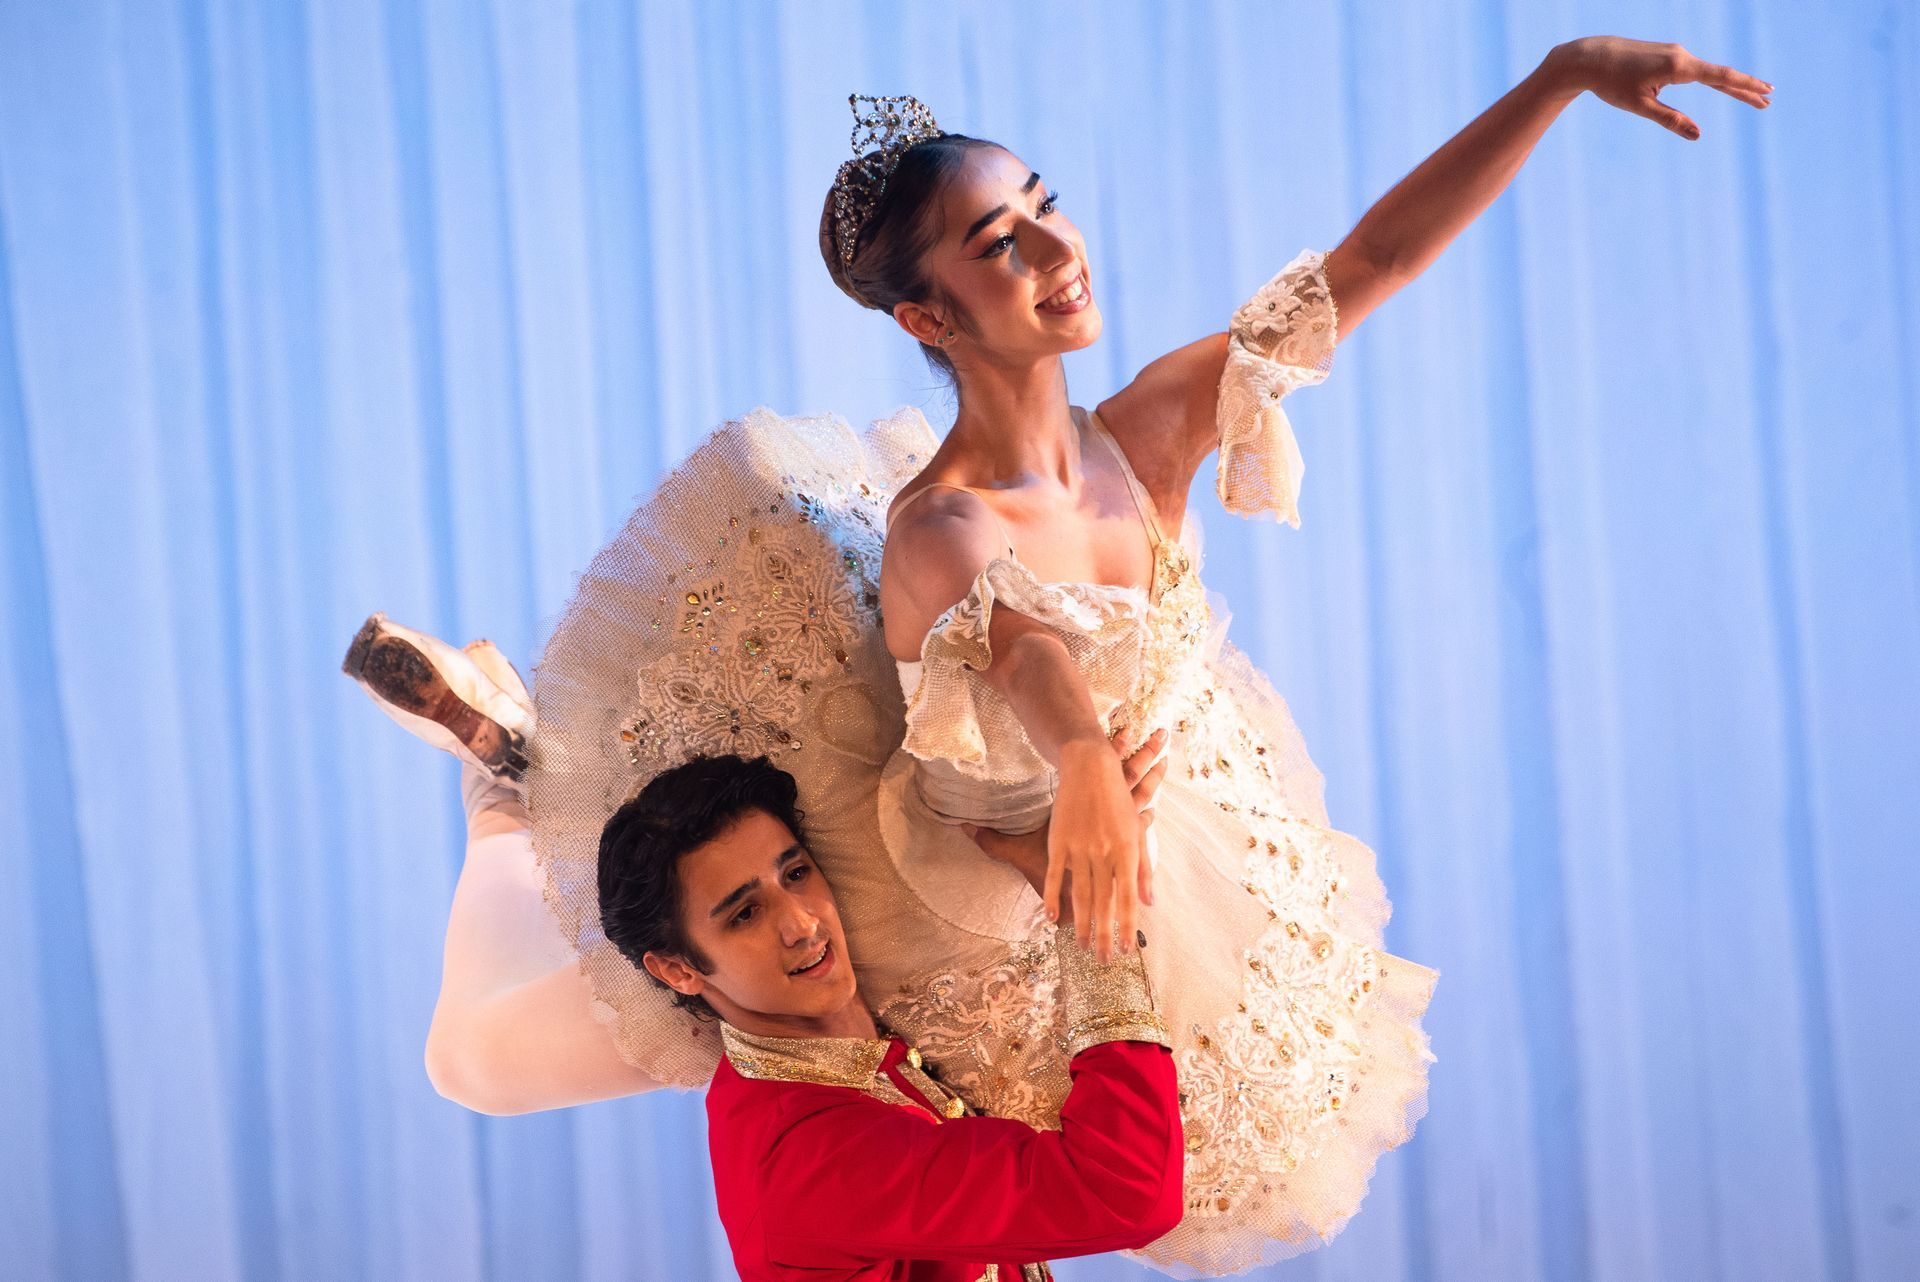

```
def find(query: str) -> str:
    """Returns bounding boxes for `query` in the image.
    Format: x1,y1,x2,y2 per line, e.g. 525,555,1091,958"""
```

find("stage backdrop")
2,2,1915,1280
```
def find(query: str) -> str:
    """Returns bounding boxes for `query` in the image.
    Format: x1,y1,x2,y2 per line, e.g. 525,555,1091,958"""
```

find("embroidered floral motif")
1107,537,1212,754
874,935,1074,1129
1152,655,1398,1224
620,482,889,771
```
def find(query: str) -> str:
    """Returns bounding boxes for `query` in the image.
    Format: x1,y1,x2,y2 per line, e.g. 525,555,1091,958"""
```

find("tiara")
830,93,946,286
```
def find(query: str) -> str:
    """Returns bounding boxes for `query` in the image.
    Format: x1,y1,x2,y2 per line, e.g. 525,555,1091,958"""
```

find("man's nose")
779,897,821,946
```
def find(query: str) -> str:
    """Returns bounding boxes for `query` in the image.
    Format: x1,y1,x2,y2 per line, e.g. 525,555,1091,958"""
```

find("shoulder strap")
1081,407,1166,546
887,481,1017,560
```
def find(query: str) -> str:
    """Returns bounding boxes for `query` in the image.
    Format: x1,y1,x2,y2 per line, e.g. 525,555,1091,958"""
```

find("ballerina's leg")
424,764,665,1114
346,619,665,1113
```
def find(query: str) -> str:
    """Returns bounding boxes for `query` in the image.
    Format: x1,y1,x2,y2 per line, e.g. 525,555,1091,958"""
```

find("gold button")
942,1096,965,1118
906,1047,923,1069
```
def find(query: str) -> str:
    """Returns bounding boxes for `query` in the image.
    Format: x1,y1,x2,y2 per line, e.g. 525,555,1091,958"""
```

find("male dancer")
346,616,1185,1280
601,750,1181,1281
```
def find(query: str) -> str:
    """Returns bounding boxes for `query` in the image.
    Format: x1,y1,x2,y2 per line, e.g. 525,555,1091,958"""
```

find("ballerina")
806,37,1768,1276
346,34,1770,1277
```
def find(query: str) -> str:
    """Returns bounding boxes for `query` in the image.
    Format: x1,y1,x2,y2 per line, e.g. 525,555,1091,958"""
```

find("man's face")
644,809,860,1032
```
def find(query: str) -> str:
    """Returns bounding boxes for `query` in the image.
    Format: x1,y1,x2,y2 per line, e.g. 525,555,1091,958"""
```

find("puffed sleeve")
901,557,1143,780
1215,247,1340,528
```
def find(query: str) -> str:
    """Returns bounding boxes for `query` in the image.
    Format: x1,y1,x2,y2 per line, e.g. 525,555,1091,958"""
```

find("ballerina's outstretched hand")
1553,35,1771,140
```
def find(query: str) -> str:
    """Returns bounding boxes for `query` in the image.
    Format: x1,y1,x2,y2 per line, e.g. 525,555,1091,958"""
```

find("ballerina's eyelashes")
982,190,1062,259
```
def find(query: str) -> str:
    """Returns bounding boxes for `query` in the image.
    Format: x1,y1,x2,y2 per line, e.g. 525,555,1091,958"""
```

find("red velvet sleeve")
756,1040,1184,1270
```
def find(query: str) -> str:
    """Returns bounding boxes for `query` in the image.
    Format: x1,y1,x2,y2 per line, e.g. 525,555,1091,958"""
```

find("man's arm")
755,929,1184,1268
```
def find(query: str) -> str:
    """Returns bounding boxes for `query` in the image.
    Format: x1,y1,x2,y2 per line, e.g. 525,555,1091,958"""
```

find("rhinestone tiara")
830,93,947,287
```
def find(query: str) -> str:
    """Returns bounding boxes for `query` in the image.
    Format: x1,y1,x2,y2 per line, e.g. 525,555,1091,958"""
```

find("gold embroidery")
873,936,1071,1129
721,1023,973,1121
1054,926,1170,1057
977,1264,1055,1281
720,1024,889,1089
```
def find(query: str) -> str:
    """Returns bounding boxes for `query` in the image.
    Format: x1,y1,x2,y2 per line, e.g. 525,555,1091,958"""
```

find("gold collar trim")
720,1022,892,1089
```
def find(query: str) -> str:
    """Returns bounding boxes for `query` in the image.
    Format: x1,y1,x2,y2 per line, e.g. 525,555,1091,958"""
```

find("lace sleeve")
1215,247,1339,528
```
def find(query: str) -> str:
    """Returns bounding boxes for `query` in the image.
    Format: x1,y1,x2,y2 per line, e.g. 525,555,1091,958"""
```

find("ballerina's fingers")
1676,54,1774,105
1630,92,1704,140
1131,753,1169,909
1043,840,1069,924
1072,848,1099,953
1113,843,1140,960
1136,829,1156,910
1119,727,1169,789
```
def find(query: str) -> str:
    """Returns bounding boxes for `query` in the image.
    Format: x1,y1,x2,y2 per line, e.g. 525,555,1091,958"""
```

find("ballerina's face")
914,145,1102,360
644,808,861,1031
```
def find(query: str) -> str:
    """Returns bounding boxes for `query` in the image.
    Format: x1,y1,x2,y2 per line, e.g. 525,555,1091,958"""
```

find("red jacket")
706,1028,1183,1281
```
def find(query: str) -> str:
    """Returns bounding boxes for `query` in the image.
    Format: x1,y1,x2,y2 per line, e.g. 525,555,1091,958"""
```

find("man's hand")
962,728,1170,930
1546,37,1771,140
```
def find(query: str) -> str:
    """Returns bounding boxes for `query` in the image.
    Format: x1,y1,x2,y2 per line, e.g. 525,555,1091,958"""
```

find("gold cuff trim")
1063,1010,1170,1057
1053,925,1171,1056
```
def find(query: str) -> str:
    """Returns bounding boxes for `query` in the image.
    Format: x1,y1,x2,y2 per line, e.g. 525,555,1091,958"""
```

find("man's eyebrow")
963,171,1044,246
710,877,760,918
708,843,807,918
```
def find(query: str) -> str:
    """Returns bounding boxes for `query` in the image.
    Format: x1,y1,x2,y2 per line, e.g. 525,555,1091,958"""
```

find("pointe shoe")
342,613,532,781
463,638,532,718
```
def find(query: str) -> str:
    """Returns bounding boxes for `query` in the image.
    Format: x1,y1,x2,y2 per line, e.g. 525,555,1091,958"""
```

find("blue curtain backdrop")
2,1,1915,1279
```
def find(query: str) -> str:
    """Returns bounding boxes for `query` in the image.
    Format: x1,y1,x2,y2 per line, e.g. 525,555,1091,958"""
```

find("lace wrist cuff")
1215,247,1339,527
1054,925,1170,1056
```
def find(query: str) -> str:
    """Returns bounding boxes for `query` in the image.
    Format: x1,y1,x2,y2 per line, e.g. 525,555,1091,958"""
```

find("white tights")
424,772,662,1114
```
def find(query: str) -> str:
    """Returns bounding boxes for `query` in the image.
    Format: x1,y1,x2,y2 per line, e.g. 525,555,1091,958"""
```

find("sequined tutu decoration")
522,405,933,1088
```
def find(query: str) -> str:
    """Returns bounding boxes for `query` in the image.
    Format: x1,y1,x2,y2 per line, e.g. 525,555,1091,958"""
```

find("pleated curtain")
1,2,1914,1279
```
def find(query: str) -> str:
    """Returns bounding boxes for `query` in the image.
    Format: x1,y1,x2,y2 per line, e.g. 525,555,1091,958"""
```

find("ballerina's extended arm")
1102,35,1772,497
1324,36,1771,330
425,790,664,1115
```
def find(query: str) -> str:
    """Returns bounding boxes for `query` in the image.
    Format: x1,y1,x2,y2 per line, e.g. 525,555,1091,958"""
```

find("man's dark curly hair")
597,753,810,1020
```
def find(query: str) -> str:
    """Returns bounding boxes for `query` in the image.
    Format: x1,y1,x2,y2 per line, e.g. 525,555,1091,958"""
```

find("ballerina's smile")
1037,272,1091,313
